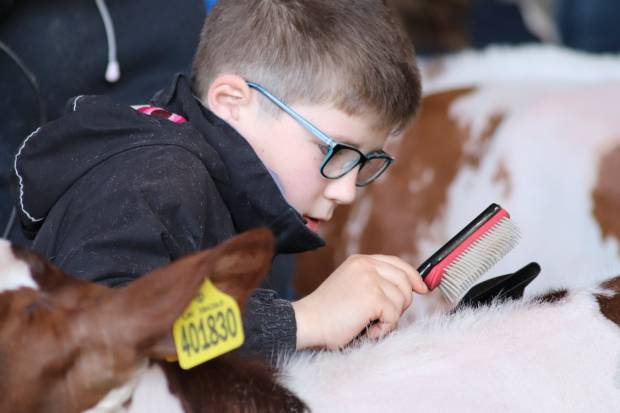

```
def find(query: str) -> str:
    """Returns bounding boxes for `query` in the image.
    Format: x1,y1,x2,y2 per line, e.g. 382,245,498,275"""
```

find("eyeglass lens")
322,147,389,185
357,157,389,185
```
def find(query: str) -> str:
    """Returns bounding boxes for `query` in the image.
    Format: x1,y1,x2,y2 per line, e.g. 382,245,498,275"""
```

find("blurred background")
389,0,620,54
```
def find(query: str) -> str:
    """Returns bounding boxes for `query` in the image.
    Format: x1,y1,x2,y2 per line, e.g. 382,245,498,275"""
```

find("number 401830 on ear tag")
173,279,244,370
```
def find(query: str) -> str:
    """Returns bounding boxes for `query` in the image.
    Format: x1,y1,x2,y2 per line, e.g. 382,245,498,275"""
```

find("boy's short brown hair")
192,0,421,132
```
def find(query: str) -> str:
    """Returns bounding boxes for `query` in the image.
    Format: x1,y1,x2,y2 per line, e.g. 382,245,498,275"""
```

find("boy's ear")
206,74,254,124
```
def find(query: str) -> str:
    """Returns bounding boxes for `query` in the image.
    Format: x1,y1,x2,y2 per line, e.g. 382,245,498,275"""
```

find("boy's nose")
323,168,358,205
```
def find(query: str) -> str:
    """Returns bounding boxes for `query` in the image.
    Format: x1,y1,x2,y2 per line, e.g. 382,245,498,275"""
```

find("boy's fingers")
370,254,429,294
367,308,398,339
371,294,400,330
367,322,390,339
378,279,409,313
365,260,413,309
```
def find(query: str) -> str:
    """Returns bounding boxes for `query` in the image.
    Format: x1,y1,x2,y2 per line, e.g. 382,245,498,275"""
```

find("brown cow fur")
535,289,568,304
593,144,620,244
159,355,306,413
597,276,620,327
0,229,305,413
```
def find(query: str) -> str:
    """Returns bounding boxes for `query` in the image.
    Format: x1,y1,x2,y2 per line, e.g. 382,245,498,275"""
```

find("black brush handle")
417,203,502,279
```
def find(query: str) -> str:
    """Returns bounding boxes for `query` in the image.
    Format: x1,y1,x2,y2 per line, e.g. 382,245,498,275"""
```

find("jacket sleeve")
38,145,227,286
242,289,297,359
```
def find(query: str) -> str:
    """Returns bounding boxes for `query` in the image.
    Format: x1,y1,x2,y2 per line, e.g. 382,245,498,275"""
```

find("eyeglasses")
246,81,394,187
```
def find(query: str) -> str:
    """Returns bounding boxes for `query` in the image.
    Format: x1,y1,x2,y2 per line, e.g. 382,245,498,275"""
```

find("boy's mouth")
304,216,322,232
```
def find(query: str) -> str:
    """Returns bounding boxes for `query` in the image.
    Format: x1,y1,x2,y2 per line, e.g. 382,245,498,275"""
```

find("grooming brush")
417,203,521,305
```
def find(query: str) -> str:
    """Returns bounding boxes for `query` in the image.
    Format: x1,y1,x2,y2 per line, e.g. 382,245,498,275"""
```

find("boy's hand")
292,254,429,350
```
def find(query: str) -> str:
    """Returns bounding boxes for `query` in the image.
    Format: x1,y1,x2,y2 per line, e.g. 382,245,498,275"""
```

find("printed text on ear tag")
173,279,244,369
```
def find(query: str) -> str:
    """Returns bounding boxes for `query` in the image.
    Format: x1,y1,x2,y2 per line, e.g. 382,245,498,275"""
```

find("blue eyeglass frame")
246,81,394,186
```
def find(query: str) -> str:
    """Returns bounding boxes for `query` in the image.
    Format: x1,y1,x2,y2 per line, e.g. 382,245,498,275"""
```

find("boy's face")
235,99,395,233
206,75,399,233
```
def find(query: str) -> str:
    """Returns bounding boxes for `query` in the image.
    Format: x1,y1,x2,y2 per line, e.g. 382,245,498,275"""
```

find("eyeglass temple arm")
246,81,338,148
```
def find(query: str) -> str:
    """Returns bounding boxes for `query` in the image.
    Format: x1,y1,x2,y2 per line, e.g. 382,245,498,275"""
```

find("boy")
10,0,426,356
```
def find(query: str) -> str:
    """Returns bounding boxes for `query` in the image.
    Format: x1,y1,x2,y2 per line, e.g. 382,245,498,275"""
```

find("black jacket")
1,0,205,241
10,74,325,357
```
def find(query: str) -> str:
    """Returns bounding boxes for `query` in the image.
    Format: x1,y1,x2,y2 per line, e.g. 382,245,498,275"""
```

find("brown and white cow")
1,229,620,412
295,45,620,319
0,230,305,413
280,276,620,412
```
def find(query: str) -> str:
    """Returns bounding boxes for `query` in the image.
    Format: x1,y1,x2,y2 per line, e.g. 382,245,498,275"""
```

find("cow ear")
208,228,276,313
84,228,274,360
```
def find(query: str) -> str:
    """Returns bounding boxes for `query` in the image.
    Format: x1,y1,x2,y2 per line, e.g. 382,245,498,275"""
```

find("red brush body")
418,204,520,304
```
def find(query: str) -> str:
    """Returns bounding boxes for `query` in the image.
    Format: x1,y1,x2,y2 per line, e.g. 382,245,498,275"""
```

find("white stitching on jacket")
14,127,44,223
72,95,84,111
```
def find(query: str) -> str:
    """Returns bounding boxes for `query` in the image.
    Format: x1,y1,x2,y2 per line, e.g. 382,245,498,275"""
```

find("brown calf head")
0,229,274,413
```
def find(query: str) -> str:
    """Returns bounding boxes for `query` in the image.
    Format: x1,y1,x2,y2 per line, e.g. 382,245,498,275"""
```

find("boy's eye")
318,144,330,155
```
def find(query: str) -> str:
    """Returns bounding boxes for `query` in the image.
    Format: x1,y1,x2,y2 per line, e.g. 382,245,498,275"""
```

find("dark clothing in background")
10,74,324,357
469,0,538,49
556,0,620,53
0,0,205,242
469,0,620,53
0,0,13,16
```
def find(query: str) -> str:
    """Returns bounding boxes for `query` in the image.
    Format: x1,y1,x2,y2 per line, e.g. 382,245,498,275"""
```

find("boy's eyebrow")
332,134,384,153
331,135,359,147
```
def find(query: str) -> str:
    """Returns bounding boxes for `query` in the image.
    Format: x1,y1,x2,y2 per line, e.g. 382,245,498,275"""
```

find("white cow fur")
0,239,37,293
280,285,620,412
81,357,185,413
83,362,150,413
420,44,620,95
123,365,184,413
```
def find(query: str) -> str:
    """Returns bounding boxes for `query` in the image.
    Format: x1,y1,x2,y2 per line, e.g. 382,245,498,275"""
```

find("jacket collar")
153,74,325,253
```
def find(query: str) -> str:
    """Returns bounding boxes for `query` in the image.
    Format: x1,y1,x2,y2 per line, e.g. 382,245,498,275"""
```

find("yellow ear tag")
172,279,244,370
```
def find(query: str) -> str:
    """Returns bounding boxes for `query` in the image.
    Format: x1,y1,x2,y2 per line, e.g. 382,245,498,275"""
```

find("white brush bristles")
439,217,521,304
